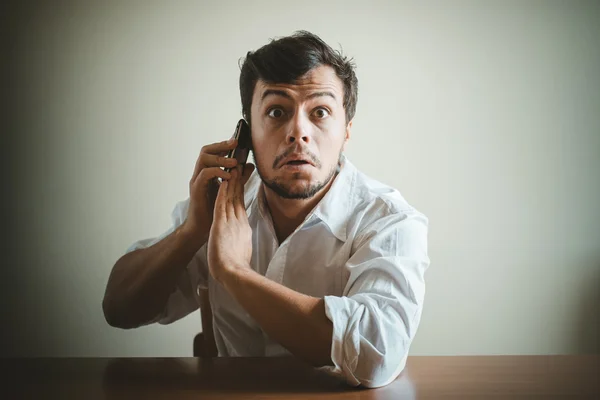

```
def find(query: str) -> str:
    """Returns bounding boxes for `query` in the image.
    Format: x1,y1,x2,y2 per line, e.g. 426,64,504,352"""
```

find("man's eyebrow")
261,89,292,102
307,91,337,101
260,89,337,103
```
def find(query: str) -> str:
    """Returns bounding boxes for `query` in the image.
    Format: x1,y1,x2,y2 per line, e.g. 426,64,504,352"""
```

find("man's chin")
256,162,338,200
263,180,324,200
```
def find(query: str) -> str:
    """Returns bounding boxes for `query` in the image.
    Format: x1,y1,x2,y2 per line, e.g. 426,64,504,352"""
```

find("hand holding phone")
225,119,251,174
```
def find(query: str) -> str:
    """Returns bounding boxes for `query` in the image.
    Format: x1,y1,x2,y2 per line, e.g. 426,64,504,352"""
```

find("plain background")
2,0,598,357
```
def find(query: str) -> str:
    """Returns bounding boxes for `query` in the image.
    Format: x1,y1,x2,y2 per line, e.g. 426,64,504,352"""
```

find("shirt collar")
310,154,356,241
247,153,357,242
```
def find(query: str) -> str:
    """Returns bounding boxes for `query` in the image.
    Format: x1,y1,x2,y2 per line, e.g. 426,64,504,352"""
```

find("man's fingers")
227,166,238,202
233,165,248,220
200,152,238,169
191,139,238,182
191,149,204,183
205,161,250,220
192,167,232,188
204,167,232,182
229,167,244,219
233,165,244,200
202,139,238,154
214,178,228,221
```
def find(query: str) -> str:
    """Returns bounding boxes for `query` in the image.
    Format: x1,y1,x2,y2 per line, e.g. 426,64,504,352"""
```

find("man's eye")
313,108,330,119
267,108,285,118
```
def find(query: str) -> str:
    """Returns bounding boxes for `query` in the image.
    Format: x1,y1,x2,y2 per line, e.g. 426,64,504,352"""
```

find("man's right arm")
102,223,205,329
102,137,250,329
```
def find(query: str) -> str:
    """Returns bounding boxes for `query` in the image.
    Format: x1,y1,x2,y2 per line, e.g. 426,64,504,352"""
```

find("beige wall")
4,0,599,356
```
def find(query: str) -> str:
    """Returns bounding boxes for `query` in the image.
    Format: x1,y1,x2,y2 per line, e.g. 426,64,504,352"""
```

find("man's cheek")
252,151,270,175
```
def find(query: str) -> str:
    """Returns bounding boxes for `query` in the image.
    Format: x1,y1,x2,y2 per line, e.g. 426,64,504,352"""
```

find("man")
102,30,430,388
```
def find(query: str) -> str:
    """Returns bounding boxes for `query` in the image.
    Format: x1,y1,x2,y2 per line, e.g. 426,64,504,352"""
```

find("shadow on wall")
577,258,600,354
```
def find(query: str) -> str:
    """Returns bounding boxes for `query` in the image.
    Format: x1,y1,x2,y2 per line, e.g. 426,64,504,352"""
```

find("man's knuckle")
198,169,210,180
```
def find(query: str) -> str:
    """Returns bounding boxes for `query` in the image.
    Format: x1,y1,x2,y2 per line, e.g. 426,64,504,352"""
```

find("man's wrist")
176,223,207,251
220,263,254,292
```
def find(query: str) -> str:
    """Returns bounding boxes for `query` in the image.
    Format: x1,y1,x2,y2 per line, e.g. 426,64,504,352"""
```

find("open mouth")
285,160,311,166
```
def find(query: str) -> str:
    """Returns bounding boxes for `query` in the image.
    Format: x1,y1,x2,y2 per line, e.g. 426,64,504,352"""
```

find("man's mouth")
285,160,310,166
276,151,319,169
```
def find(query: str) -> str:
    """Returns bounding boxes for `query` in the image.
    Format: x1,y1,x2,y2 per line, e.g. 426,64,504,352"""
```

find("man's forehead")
255,65,343,102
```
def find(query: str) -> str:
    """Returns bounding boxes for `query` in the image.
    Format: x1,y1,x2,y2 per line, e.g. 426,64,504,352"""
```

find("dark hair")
238,30,358,126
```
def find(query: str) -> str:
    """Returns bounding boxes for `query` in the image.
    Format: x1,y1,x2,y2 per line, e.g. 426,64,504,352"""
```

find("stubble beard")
253,151,341,200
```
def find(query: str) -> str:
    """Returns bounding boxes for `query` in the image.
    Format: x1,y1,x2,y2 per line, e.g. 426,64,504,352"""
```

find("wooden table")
3,355,599,399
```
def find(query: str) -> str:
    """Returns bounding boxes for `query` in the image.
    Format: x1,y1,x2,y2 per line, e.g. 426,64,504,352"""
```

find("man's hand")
182,138,251,247
207,164,255,283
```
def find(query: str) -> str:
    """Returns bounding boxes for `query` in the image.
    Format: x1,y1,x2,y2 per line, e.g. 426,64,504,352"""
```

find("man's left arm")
221,267,334,367
219,209,429,388
207,166,429,387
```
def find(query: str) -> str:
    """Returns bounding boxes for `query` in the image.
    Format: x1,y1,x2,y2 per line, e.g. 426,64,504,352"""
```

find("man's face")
249,65,352,199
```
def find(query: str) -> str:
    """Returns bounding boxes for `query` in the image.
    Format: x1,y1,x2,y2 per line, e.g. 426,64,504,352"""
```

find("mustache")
272,146,321,169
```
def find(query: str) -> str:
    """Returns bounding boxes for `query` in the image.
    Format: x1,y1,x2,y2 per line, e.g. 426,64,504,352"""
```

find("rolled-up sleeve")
125,198,209,325
318,209,430,388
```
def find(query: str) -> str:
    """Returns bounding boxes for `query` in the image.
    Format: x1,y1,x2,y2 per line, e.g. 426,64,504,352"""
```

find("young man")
103,30,430,388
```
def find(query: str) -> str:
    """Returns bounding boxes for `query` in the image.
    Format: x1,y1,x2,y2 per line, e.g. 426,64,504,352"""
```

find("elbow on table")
352,347,409,388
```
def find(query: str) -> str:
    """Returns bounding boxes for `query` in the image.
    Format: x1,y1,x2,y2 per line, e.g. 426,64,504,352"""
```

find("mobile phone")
224,119,251,173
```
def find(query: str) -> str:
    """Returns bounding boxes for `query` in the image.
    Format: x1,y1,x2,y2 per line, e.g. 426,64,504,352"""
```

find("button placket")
264,242,288,284
276,242,289,285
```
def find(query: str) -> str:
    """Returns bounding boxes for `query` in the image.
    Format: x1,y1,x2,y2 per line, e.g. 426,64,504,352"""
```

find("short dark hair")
238,30,358,126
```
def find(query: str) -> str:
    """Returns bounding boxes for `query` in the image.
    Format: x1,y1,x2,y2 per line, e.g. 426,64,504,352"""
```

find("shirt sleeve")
124,198,210,325
318,209,430,388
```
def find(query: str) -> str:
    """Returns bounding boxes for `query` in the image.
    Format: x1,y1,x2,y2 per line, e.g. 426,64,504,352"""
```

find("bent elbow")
102,295,121,328
102,295,134,329
358,369,404,389
354,348,408,388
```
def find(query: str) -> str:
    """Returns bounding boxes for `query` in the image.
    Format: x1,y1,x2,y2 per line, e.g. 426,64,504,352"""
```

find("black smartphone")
224,119,251,173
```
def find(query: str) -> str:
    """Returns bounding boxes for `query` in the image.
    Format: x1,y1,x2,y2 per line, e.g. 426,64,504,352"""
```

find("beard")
253,151,342,200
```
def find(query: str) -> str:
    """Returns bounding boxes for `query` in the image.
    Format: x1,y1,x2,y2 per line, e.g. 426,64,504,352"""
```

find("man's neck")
262,175,337,245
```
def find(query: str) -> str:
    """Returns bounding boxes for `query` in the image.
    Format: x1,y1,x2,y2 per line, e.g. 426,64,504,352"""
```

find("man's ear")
342,119,353,152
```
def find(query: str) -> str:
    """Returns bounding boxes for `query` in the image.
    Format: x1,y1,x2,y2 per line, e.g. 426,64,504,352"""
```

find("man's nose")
285,111,312,145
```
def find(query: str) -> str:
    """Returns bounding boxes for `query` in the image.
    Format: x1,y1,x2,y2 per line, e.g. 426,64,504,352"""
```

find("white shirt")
126,154,430,388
